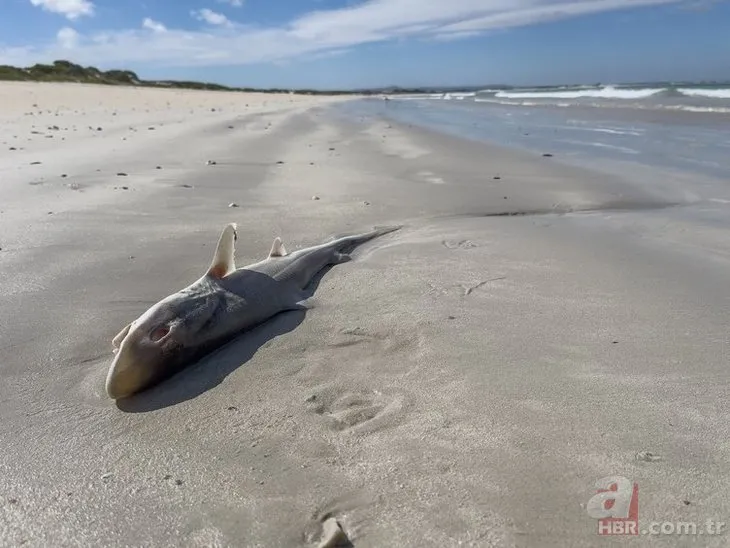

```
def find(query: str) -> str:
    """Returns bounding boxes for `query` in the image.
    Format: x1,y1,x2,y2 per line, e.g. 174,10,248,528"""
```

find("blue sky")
0,0,728,89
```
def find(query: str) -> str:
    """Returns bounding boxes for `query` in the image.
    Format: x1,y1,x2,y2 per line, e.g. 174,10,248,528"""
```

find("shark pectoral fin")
207,223,238,279
112,322,132,349
333,252,352,264
268,237,288,258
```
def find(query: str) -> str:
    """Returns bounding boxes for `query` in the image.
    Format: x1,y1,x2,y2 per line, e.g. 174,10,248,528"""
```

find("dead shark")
105,223,401,399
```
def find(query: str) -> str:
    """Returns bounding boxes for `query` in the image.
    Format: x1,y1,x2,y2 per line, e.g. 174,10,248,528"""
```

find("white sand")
1,82,729,547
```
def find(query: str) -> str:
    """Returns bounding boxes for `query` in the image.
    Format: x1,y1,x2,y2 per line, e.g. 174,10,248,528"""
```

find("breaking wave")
494,86,664,100
677,88,730,99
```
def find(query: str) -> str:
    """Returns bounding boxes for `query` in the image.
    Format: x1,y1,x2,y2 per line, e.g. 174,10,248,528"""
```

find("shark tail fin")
207,223,238,279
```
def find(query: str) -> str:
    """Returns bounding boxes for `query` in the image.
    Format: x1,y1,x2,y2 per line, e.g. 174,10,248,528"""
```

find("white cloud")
29,0,94,20
56,27,79,48
192,8,232,27
6,0,690,69
217,0,243,6
142,18,167,33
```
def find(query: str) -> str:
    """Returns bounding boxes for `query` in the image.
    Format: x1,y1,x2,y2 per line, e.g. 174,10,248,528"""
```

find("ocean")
338,83,730,183
399,83,730,114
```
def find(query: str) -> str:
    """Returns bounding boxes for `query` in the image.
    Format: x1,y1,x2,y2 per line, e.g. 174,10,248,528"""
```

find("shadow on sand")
115,266,335,413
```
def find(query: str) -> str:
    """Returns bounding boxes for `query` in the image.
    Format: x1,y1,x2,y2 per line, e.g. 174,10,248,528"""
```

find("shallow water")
337,98,730,182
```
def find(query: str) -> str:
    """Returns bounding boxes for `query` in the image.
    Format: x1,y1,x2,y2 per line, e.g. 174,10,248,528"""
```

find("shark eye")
149,326,170,342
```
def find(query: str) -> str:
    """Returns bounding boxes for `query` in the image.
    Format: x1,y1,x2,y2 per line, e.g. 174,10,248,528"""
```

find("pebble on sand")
116,172,128,177
312,195,320,201
543,153,554,157
228,203,239,208
206,160,217,166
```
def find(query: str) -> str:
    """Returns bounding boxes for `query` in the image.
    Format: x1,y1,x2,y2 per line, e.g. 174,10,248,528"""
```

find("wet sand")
1,82,729,547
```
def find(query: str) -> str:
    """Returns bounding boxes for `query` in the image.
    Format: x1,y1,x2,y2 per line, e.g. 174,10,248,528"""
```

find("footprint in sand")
308,389,405,435
441,239,479,250
327,326,386,348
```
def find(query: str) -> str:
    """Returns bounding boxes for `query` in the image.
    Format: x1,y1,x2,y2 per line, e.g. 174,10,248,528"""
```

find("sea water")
338,84,730,182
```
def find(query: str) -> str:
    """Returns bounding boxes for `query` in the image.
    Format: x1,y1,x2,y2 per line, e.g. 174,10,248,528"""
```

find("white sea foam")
570,126,644,136
494,86,664,100
677,88,730,99
443,92,476,100
663,105,730,113
560,139,639,154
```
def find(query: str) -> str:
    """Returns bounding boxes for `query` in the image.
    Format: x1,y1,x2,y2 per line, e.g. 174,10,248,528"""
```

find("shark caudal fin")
335,225,403,247
268,237,288,258
207,223,238,279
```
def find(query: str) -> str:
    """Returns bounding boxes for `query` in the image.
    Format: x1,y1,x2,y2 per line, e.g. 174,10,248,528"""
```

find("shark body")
105,223,400,399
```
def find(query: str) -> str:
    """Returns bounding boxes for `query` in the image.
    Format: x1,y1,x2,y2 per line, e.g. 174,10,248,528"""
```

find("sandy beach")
1,81,729,547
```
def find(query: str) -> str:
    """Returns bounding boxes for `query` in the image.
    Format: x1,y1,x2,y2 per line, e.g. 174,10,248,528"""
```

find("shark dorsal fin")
268,237,288,258
207,223,237,279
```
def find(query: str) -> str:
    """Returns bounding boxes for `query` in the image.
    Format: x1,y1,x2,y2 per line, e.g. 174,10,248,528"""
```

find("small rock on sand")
116,172,128,177
228,203,239,208
312,195,320,201
206,160,217,166
543,153,554,157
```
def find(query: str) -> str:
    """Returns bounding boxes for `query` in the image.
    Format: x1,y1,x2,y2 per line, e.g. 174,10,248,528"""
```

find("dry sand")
1,81,729,547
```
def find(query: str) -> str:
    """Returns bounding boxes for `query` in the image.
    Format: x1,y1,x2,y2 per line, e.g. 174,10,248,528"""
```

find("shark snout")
105,335,169,399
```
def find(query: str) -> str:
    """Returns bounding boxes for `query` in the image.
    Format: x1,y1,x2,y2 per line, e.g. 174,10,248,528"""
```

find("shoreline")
1,82,729,547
